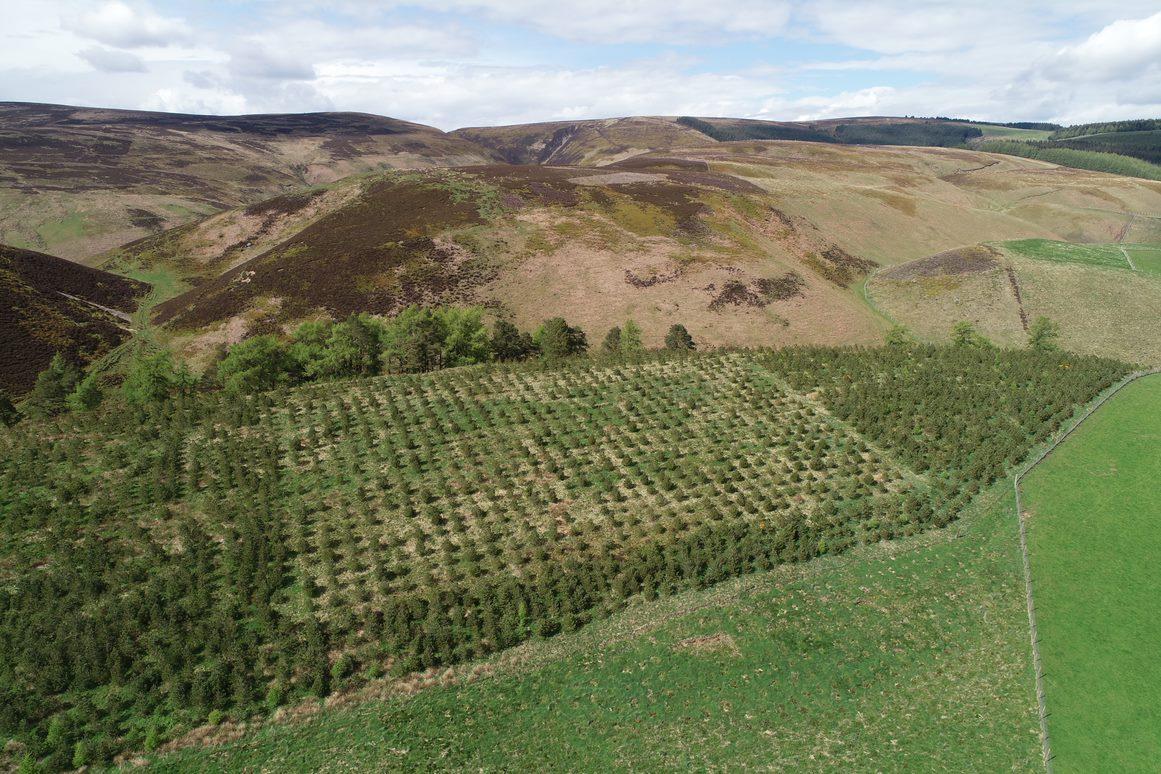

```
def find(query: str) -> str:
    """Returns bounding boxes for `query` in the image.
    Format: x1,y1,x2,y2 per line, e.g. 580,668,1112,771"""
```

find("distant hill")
0,102,499,260
451,116,715,166
0,243,149,393
678,115,987,147
451,115,1024,168
973,118,1161,180
96,139,1161,372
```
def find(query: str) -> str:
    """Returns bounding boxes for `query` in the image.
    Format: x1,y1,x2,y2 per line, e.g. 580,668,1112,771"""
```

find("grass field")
970,124,1054,141
1001,239,1134,270
1022,374,1161,772
146,476,1041,772
1124,245,1161,276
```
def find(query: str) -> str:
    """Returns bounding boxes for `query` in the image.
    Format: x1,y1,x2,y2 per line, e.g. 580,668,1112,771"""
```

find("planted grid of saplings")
0,346,1127,768
175,355,928,622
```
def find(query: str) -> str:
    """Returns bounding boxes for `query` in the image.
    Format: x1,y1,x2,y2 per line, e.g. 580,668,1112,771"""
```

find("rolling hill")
102,161,883,369
3,98,1161,773
868,239,1161,365
0,102,498,260
451,115,1053,168
451,116,715,166
0,243,149,393
95,138,1161,370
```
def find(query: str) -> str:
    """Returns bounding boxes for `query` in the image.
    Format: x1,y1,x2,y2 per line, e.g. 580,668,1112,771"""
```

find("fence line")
1012,368,1160,772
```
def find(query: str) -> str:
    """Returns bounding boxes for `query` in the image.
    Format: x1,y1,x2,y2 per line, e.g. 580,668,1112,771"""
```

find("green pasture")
1001,239,1133,270
1023,374,1161,772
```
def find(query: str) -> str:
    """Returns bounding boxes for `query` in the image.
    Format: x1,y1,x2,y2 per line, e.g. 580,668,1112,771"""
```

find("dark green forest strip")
977,140,1161,181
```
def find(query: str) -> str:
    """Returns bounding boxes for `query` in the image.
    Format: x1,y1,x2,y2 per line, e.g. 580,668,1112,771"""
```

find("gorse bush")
0,345,1127,769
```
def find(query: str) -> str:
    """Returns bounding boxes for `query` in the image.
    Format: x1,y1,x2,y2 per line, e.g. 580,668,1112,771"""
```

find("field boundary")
1013,367,1161,772
1118,245,1137,271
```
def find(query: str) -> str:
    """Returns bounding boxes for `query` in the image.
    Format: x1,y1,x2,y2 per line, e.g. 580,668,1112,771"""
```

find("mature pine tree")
25,354,80,417
620,320,644,354
491,319,536,361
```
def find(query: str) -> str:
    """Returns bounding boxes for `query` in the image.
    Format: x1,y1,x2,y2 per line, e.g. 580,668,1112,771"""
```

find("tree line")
5,308,698,423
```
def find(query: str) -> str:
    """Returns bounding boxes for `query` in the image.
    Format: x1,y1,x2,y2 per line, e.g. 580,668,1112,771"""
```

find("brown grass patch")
674,632,741,656
860,187,918,216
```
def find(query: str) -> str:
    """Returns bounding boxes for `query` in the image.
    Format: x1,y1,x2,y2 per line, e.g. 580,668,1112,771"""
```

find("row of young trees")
3,309,700,423
882,316,1061,352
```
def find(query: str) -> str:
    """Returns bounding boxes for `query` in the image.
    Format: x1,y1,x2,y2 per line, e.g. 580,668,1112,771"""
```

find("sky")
3,1,1161,129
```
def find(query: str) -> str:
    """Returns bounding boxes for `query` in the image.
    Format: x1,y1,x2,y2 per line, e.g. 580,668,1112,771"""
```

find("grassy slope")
103,165,887,362
1003,239,1132,269
1022,374,1161,772
698,143,1161,265
99,142,1161,370
148,477,1039,772
1124,245,1161,276
969,125,1054,141
869,240,1161,365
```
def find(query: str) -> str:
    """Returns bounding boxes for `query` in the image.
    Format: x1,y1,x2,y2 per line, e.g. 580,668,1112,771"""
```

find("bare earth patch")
674,632,741,656
569,172,667,186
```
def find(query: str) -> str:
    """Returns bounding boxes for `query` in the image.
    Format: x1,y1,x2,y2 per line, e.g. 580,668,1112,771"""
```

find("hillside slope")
0,102,498,260
0,243,149,393
660,140,1161,261
451,116,715,166
869,240,1161,364
102,139,1161,368
104,162,884,368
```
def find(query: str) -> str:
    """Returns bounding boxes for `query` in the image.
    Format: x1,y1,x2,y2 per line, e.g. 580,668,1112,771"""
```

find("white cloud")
787,86,898,121
2,1,1160,127
329,0,793,44
228,46,316,81
1040,10,1161,82
64,1,190,48
77,45,146,72
312,60,784,128
144,85,247,115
